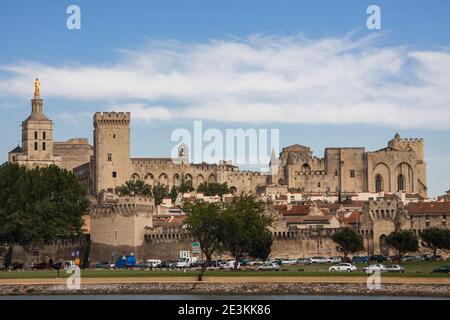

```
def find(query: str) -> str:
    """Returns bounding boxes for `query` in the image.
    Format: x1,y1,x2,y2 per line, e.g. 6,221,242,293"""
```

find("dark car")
423,254,443,262
51,262,63,270
94,262,111,269
370,255,390,263
160,260,177,269
9,262,24,270
431,266,450,273
352,256,369,263
32,262,48,270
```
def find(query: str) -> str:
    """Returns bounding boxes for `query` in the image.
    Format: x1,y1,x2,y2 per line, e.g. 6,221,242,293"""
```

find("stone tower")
93,112,131,194
9,79,61,168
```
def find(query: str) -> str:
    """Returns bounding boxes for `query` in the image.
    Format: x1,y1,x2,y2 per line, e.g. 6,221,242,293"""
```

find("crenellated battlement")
94,112,131,127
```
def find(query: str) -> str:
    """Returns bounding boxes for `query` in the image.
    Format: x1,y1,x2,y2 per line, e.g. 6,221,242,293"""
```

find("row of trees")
0,163,88,267
332,227,450,260
183,194,273,272
116,180,232,205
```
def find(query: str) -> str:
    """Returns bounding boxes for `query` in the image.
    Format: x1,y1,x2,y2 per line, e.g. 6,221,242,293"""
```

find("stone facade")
271,135,427,198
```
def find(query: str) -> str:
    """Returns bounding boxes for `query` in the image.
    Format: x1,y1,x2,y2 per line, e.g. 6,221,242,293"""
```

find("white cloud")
1,33,450,129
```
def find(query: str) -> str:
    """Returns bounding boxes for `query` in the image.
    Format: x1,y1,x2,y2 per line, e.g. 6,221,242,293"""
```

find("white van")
146,259,162,268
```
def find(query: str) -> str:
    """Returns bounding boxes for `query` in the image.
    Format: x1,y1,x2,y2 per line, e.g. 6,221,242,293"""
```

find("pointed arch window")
397,174,405,192
42,142,46,151
43,131,46,140
375,174,383,192
34,131,38,140
34,142,38,151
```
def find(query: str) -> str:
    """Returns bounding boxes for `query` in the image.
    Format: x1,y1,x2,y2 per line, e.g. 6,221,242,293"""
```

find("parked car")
257,262,280,271
219,260,240,270
146,259,162,268
329,263,357,272
51,262,63,270
9,262,24,270
306,256,328,264
176,258,190,268
363,264,387,273
422,254,443,262
94,262,111,269
327,257,342,264
352,256,369,264
402,255,422,262
160,260,177,269
32,262,48,270
369,255,391,262
431,266,450,273
281,258,298,265
296,258,308,265
136,261,153,270
384,264,405,273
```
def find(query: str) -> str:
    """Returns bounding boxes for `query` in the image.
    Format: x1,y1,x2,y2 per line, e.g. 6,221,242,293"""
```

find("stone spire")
28,79,48,120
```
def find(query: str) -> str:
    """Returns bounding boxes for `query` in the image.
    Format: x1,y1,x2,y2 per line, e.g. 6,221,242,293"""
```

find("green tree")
331,227,364,258
152,183,169,206
0,163,89,267
169,181,195,203
220,194,273,270
183,200,224,273
115,180,152,196
386,230,419,261
197,182,231,198
420,228,450,256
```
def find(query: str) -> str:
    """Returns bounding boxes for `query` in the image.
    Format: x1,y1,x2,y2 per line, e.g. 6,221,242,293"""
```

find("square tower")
93,112,131,194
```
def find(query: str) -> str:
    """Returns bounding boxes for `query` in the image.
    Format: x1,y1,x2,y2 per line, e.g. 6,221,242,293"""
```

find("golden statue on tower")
34,78,40,97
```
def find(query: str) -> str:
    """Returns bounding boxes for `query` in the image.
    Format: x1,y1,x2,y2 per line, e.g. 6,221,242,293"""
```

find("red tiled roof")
281,205,311,216
337,211,362,224
285,215,331,224
408,202,450,215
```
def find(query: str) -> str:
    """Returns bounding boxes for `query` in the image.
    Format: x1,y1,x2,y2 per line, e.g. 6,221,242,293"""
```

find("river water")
0,295,448,300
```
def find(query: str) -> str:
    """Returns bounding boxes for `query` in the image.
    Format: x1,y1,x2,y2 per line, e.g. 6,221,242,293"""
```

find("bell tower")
15,79,61,168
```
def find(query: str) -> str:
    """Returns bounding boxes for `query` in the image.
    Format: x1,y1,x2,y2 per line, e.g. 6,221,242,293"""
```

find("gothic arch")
396,162,413,193
375,174,384,192
173,173,181,187
301,163,311,173
159,173,169,185
373,162,391,192
185,173,193,183
196,174,205,186
230,186,237,195
208,174,216,184
144,173,154,186
131,173,140,181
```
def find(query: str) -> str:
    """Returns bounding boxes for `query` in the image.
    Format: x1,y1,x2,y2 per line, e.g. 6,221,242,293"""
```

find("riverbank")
1,277,450,297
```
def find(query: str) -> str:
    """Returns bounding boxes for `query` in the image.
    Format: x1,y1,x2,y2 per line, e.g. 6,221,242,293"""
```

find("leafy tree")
183,200,224,272
115,180,151,196
220,194,273,270
0,163,89,267
386,230,419,261
170,181,195,203
152,183,169,206
331,227,364,258
197,182,231,198
420,228,450,256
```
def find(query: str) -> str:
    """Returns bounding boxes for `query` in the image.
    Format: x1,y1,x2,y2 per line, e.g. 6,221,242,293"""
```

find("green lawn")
0,261,449,279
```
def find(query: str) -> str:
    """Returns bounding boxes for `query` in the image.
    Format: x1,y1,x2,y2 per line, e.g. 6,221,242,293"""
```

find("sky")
0,0,449,197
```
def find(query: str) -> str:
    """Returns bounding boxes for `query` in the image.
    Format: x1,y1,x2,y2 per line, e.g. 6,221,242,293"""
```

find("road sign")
180,251,190,259
192,242,201,254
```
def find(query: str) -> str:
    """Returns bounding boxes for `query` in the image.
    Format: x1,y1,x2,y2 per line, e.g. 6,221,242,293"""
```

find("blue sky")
1,0,450,197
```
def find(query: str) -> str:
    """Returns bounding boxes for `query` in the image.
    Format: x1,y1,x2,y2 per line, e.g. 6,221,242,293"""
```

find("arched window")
397,174,404,192
34,131,38,140
34,142,38,150
375,174,383,192
42,142,46,151
43,131,46,140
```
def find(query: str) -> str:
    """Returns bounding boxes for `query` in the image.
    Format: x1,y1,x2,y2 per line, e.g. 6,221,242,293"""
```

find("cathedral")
8,81,428,199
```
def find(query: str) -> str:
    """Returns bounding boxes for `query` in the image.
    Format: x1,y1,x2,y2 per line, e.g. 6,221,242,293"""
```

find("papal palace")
6,80,450,261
